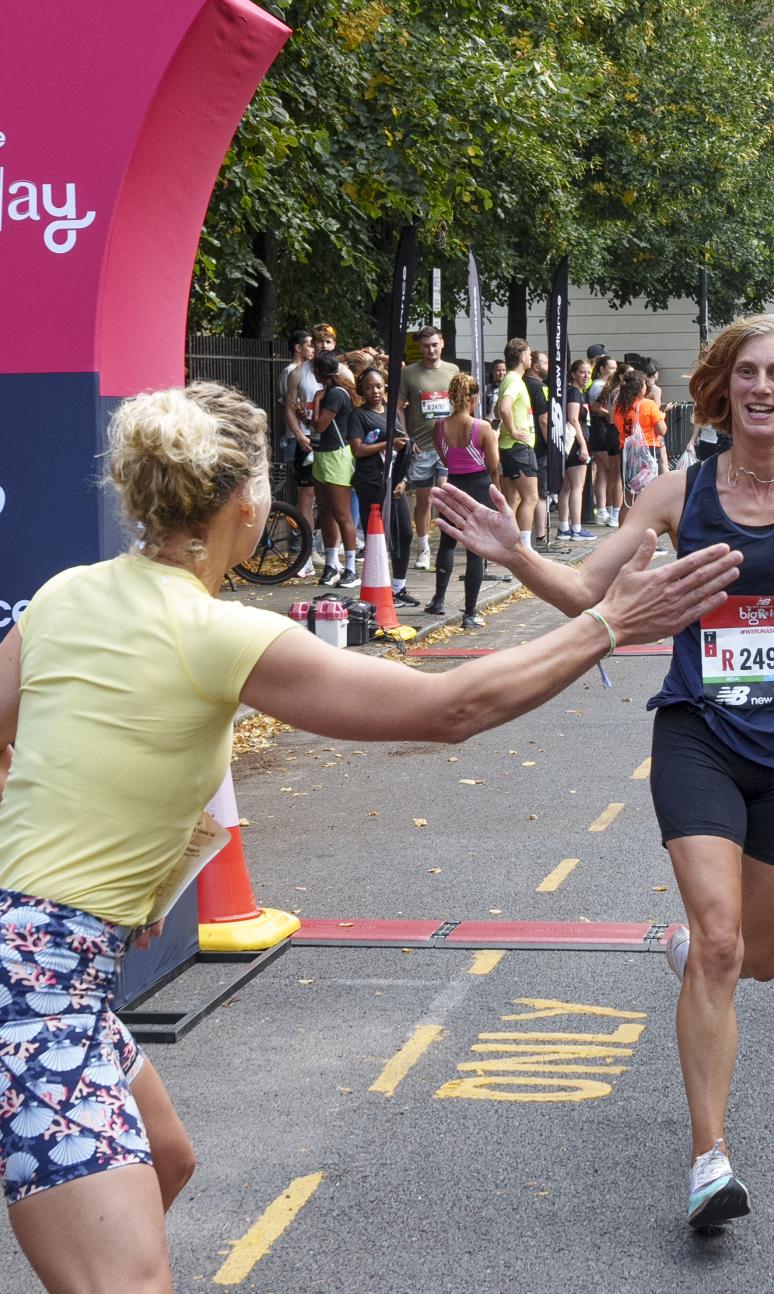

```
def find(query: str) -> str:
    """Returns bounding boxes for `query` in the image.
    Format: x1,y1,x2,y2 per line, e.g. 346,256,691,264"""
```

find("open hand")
431,481,520,566
596,530,742,645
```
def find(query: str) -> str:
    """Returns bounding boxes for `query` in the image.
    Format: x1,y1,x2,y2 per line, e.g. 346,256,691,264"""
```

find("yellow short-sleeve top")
0,555,295,926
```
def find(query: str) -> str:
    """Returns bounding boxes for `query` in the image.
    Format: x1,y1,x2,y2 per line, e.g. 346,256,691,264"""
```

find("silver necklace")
728,460,774,488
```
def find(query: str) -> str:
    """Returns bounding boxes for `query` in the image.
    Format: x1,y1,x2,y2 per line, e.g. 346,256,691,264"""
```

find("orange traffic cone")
198,769,300,951
360,503,400,629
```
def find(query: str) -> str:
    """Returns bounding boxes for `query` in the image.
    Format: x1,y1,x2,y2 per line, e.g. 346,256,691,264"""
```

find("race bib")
701,595,774,711
420,390,450,419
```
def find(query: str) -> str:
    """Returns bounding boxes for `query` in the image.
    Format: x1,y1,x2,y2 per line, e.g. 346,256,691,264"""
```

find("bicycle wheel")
233,501,313,585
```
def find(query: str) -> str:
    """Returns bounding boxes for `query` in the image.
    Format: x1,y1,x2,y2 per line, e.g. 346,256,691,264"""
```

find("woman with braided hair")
424,372,500,628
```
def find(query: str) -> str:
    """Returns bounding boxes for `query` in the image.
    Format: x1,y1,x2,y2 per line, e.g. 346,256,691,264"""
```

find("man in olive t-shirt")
399,325,459,569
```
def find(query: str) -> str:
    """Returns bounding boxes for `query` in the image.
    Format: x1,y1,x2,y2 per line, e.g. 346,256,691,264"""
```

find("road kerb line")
536,858,580,892
213,1171,325,1285
468,950,505,976
369,1024,444,1097
589,803,625,832
630,758,651,780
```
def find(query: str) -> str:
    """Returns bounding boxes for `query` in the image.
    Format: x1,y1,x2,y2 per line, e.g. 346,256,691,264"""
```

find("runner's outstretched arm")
432,474,688,616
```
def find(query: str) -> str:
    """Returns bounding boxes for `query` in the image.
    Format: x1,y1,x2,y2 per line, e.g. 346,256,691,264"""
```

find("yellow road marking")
502,998,646,1022
630,758,651,780
536,858,580,892
468,950,505,976
588,802,624,832
369,1024,444,1097
213,1171,324,1285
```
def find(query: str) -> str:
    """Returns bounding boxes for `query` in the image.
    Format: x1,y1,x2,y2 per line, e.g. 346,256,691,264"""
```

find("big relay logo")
0,130,96,254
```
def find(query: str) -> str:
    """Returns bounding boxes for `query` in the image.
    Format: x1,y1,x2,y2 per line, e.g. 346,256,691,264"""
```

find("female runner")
432,314,774,1229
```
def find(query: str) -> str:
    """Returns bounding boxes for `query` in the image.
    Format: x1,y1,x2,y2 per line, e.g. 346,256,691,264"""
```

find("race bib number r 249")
701,595,774,710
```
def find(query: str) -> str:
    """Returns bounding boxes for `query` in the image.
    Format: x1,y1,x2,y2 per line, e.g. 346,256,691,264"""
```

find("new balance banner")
467,250,485,416
382,224,418,533
547,257,570,496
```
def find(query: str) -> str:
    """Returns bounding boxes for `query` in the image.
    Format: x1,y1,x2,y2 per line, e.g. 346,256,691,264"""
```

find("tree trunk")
441,312,457,361
367,289,392,348
507,278,528,341
242,231,277,339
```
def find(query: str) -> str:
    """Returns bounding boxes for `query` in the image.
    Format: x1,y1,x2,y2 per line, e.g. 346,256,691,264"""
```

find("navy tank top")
647,455,774,766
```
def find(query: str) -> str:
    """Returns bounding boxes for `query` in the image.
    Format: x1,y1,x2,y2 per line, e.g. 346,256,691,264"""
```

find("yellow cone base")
199,907,301,952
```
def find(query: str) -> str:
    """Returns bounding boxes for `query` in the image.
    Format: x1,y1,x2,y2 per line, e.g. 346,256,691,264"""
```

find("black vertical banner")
547,256,569,497
382,225,418,533
467,250,485,416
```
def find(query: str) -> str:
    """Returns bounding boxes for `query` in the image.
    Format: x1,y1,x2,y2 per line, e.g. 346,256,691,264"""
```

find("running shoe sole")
689,1178,750,1229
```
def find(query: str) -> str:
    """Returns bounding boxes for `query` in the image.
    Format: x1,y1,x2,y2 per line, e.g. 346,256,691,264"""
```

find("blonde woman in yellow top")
0,382,739,1291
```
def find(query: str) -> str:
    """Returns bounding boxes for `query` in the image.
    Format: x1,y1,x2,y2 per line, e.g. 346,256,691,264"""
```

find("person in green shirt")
496,337,539,549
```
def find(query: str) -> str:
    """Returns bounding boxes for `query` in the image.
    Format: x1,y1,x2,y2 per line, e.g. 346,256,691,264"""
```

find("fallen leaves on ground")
232,712,294,756
459,778,484,785
413,818,428,828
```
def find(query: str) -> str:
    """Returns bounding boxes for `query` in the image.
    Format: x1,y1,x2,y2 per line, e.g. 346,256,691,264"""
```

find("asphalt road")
3,585,774,1292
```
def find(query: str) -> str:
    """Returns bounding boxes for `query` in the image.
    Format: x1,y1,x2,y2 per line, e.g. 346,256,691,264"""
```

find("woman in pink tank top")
427,373,500,628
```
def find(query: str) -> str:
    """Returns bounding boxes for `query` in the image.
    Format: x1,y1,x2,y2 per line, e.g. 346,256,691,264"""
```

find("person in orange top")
612,368,668,451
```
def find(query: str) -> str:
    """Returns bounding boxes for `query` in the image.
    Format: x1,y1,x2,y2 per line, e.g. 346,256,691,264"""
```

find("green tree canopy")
188,0,774,341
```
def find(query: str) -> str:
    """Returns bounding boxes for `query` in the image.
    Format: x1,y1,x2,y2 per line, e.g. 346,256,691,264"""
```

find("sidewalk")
222,518,623,647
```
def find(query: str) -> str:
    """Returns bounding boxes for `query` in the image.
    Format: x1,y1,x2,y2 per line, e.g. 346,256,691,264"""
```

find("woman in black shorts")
556,358,596,542
432,315,774,1229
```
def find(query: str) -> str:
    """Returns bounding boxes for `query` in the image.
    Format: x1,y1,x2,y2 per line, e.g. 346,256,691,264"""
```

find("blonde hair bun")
108,382,269,551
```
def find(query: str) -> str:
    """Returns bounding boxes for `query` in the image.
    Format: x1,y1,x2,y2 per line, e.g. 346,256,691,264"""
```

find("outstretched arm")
241,533,740,745
432,473,686,615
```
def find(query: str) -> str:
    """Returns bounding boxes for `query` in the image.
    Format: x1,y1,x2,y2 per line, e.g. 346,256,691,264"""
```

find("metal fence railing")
666,402,694,464
186,335,295,501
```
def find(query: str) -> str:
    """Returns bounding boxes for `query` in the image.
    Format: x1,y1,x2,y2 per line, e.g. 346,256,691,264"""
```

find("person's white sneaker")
297,558,316,578
666,925,690,980
595,508,609,524
414,550,431,570
688,1141,750,1229
606,516,620,529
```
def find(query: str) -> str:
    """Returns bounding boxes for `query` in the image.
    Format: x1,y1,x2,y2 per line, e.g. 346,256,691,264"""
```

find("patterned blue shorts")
0,889,151,1204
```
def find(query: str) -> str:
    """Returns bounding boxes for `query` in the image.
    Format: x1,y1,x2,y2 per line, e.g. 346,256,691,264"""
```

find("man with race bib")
399,325,459,570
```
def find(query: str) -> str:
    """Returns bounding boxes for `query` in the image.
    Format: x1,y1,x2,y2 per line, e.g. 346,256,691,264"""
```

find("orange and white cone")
198,769,300,951
360,503,400,629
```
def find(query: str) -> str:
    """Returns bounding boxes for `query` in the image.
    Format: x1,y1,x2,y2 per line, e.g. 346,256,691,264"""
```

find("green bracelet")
582,607,617,657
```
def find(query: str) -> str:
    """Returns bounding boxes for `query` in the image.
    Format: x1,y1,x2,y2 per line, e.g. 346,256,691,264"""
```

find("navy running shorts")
650,704,774,864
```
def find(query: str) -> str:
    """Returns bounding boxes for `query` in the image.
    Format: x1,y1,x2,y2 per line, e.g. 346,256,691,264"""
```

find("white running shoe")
606,516,620,529
595,508,609,524
688,1141,750,1229
414,550,431,570
297,558,316,578
666,925,690,980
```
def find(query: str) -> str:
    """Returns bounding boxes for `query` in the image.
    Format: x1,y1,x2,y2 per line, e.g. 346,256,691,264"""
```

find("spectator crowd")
277,321,694,626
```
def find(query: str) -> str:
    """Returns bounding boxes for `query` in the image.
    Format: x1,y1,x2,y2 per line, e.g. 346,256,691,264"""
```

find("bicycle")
230,466,313,585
